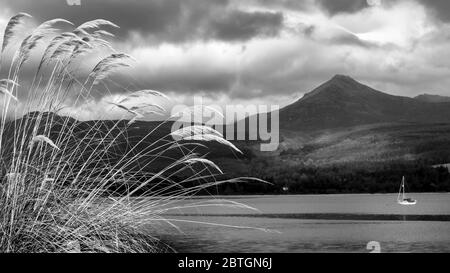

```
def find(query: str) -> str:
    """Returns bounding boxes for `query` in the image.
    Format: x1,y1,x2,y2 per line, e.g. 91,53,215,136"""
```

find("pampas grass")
1,13,32,54
0,13,262,253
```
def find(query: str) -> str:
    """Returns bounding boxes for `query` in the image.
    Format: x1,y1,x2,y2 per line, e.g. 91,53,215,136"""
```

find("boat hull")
398,200,417,206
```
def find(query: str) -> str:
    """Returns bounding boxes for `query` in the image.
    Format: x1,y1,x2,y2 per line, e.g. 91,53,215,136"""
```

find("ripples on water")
150,193,450,253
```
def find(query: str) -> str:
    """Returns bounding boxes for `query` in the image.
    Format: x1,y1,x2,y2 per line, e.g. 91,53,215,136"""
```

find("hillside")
5,75,450,194
279,75,450,131
414,94,450,103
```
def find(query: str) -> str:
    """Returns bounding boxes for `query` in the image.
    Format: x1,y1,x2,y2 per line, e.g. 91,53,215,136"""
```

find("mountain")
414,94,450,103
8,80,450,194
279,75,450,131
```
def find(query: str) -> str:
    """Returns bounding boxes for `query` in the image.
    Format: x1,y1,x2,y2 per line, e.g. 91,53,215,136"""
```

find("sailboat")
397,176,417,205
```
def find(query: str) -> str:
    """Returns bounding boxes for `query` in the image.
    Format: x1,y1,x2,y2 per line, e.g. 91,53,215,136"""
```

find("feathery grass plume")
62,32,78,39
69,38,94,61
14,19,73,68
38,32,79,66
32,18,73,43
129,107,164,117
89,53,134,85
171,125,224,138
29,135,60,151
183,134,242,154
93,30,115,38
80,30,116,52
77,19,119,31
108,102,164,125
184,158,223,174
37,33,72,72
14,34,33,66
93,38,115,51
130,102,166,113
73,28,91,38
108,102,144,125
36,19,73,31
1,13,32,53
71,28,111,54
50,37,90,62
0,14,264,253
122,89,171,102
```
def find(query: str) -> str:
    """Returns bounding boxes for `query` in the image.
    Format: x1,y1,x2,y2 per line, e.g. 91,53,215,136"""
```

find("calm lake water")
150,193,450,253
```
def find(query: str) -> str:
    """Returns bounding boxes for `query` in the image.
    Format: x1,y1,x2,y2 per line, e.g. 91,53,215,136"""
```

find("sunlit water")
148,193,450,253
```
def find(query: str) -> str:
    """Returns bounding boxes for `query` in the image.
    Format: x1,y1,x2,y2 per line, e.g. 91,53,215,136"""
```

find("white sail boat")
397,176,417,205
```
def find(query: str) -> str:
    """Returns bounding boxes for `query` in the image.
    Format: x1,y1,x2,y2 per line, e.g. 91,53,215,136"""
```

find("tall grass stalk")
0,13,263,253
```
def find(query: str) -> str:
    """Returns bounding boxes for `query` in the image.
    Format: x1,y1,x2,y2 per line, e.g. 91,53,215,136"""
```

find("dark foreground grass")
0,13,260,252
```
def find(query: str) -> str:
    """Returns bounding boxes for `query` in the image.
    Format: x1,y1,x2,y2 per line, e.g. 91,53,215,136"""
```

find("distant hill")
414,94,450,103
279,75,450,131
225,75,450,170
7,78,450,194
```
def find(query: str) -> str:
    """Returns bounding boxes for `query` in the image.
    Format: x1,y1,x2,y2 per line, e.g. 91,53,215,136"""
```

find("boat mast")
402,176,405,200
397,177,403,201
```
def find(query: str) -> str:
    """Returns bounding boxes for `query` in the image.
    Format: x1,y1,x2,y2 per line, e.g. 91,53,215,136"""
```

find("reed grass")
0,13,262,253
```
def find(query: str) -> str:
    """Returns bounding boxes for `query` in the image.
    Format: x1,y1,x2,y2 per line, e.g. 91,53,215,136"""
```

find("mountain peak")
301,74,363,100
280,74,450,131
330,74,356,83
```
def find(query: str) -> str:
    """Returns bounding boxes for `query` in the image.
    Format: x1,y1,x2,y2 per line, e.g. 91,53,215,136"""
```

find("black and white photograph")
0,0,449,261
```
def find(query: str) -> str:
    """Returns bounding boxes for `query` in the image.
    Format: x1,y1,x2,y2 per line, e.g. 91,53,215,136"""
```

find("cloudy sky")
1,0,450,119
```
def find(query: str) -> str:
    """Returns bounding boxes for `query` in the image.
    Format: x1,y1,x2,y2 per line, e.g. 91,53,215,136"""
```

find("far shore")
122,192,450,200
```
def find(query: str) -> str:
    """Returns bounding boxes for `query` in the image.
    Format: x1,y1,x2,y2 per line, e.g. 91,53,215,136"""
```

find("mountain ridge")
414,94,450,103
279,75,450,131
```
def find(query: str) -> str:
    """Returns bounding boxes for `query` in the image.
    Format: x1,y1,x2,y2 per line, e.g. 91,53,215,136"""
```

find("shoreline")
163,213,450,221
126,192,450,200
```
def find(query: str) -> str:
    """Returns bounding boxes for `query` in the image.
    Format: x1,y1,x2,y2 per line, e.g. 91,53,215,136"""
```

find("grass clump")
0,13,256,253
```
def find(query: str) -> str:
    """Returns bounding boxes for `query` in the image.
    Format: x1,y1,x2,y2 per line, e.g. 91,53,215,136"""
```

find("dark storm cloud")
2,0,182,36
1,0,284,43
315,0,369,16
418,0,450,22
1,0,210,41
315,0,450,22
252,0,312,11
209,10,284,41
1,0,450,106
